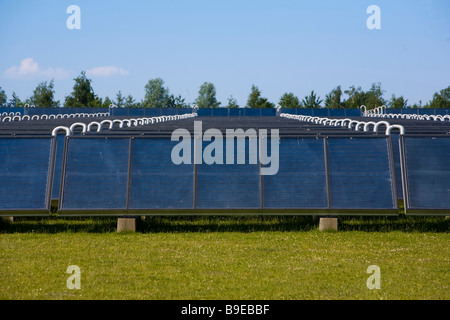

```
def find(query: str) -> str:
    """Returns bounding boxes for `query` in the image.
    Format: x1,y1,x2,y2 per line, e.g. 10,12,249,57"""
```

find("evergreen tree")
279,92,301,108
64,71,100,107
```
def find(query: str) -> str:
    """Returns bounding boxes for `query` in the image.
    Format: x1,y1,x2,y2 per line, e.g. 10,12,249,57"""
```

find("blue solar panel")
128,108,145,116
145,109,162,116
327,137,396,209
330,109,345,117
60,138,130,210
0,137,53,211
111,108,129,116
197,109,213,117
163,108,178,115
128,138,194,209
390,134,403,199
51,134,65,199
177,109,193,115
244,109,261,116
296,109,313,116
196,139,260,209
229,108,244,116
312,109,328,117
280,108,297,115
418,109,435,115
435,109,450,116
386,108,402,115
401,109,418,115
261,109,276,117
402,136,450,212
212,108,228,117
344,109,361,117
263,138,328,209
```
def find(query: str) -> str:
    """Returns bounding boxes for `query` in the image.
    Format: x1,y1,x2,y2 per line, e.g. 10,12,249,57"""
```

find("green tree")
102,96,113,108
28,79,60,107
225,95,239,108
143,78,170,108
302,90,323,108
124,94,140,108
115,91,125,107
9,92,22,108
279,92,301,108
0,87,7,107
64,71,100,107
389,94,408,109
324,86,343,109
246,85,275,108
428,86,450,108
196,82,220,108
343,85,366,109
168,94,189,108
365,82,386,109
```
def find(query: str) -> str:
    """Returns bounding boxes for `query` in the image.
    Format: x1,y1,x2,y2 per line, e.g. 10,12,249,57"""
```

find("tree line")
1,71,449,109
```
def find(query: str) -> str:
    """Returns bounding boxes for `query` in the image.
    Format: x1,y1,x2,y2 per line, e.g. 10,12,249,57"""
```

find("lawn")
0,216,448,300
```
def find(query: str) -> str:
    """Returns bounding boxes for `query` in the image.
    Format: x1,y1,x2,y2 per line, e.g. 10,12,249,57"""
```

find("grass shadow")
0,215,448,234
0,216,117,234
138,215,318,233
339,215,449,233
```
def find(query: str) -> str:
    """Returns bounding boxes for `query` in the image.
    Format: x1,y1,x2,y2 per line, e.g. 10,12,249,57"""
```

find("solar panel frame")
128,136,195,210
262,137,329,210
325,136,398,211
0,135,55,216
58,136,131,212
400,134,450,215
56,133,400,216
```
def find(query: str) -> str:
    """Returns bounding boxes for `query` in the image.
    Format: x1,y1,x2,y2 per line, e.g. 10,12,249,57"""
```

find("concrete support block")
319,217,338,232
1,217,14,223
117,218,136,232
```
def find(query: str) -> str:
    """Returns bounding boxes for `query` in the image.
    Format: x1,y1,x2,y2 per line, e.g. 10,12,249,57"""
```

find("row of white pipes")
1,112,110,122
51,113,197,136
280,113,405,135
368,112,450,121
360,105,386,117
361,105,450,121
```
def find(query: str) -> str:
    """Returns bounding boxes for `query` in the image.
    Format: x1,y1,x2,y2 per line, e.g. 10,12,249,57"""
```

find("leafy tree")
143,78,170,108
279,92,301,108
365,82,386,109
428,86,450,108
28,79,60,107
389,94,408,109
246,85,275,108
225,95,239,108
64,71,100,107
324,86,343,109
196,82,220,108
168,94,189,108
115,91,125,107
0,87,7,107
302,90,323,108
343,85,366,109
409,100,423,109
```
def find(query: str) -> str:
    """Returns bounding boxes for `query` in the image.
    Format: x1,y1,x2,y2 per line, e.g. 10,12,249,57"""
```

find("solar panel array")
1,109,450,216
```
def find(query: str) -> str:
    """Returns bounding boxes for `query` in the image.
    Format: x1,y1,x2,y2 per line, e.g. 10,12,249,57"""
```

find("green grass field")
0,216,448,300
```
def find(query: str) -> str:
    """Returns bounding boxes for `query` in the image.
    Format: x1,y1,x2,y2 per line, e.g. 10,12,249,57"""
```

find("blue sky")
1,0,449,107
